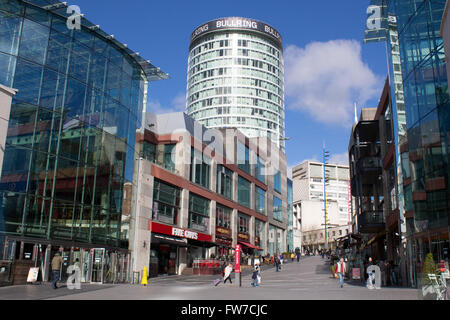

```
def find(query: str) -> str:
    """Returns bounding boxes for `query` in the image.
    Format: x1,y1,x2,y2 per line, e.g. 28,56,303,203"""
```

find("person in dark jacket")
274,254,281,272
295,248,301,262
251,263,261,287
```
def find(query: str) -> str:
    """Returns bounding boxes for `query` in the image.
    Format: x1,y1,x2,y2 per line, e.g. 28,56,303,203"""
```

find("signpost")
234,244,241,287
27,267,40,284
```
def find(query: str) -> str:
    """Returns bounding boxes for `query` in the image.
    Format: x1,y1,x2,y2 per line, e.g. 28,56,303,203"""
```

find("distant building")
292,161,351,252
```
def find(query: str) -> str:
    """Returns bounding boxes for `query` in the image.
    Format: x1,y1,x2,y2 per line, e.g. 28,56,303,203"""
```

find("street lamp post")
323,144,330,250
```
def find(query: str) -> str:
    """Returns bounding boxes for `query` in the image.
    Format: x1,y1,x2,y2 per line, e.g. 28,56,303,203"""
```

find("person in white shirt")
223,263,233,284
335,258,347,288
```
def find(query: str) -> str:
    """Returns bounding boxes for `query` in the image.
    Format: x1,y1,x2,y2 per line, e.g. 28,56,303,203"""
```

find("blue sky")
72,0,388,173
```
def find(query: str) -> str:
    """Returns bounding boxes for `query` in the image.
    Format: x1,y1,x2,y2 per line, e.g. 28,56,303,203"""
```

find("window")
273,196,282,222
255,155,265,183
216,204,231,229
216,164,233,199
254,186,265,215
142,142,156,162
274,170,281,193
237,141,250,174
238,176,251,208
18,19,49,65
152,179,180,225
255,219,264,239
164,144,176,172
189,193,210,232
238,213,249,234
190,147,211,189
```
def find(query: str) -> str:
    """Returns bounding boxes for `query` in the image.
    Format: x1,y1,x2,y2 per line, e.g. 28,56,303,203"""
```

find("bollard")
141,267,148,286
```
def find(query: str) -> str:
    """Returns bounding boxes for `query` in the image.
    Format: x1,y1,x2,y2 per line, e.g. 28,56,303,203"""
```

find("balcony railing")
356,157,381,172
358,210,385,233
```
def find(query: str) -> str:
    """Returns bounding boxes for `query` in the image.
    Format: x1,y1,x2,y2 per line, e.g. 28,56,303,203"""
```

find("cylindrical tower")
186,17,285,149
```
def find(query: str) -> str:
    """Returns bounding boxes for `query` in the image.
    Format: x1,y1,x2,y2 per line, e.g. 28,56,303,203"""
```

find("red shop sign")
148,221,212,242
234,244,241,273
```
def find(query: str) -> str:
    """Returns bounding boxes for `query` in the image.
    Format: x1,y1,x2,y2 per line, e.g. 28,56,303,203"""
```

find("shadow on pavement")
315,260,332,275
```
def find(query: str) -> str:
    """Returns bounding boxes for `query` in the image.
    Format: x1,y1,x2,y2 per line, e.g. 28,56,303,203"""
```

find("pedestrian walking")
251,262,261,287
220,261,227,278
274,255,281,272
223,263,233,284
295,248,301,262
51,251,63,289
291,253,295,262
366,256,376,288
279,253,283,265
335,257,347,288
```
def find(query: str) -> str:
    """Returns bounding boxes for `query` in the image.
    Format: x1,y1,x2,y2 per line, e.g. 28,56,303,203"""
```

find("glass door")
81,249,90,283
90,248,104,284
60,248,71,282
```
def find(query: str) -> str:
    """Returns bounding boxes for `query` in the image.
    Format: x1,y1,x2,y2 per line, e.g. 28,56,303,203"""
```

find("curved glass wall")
0,1,149,248
186,24,285,149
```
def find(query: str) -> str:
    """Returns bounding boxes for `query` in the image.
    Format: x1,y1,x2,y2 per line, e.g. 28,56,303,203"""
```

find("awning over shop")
188,238,217,248
151,234,188,247
238,241,262,251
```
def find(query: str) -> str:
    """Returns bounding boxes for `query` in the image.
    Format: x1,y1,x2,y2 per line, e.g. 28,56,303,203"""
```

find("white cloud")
284,40,382,126
147,92,186,114
329,152,349,166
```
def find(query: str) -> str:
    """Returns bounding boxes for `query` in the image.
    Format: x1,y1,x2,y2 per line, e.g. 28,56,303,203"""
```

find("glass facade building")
186,17,286,150
388,0,450,287
362,0,450,287
0,0,167,284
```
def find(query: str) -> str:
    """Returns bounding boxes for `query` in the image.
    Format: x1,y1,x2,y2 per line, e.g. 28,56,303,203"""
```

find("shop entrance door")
60,247,71,282
80,249,90,282
158,246,170,275
90,248,104,284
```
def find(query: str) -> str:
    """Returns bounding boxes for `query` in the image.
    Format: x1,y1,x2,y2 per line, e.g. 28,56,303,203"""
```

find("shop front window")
216,204,231,229
238,213,249,234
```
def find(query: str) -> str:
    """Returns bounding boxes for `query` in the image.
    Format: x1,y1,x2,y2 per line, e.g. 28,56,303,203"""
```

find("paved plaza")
0,256,420,300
